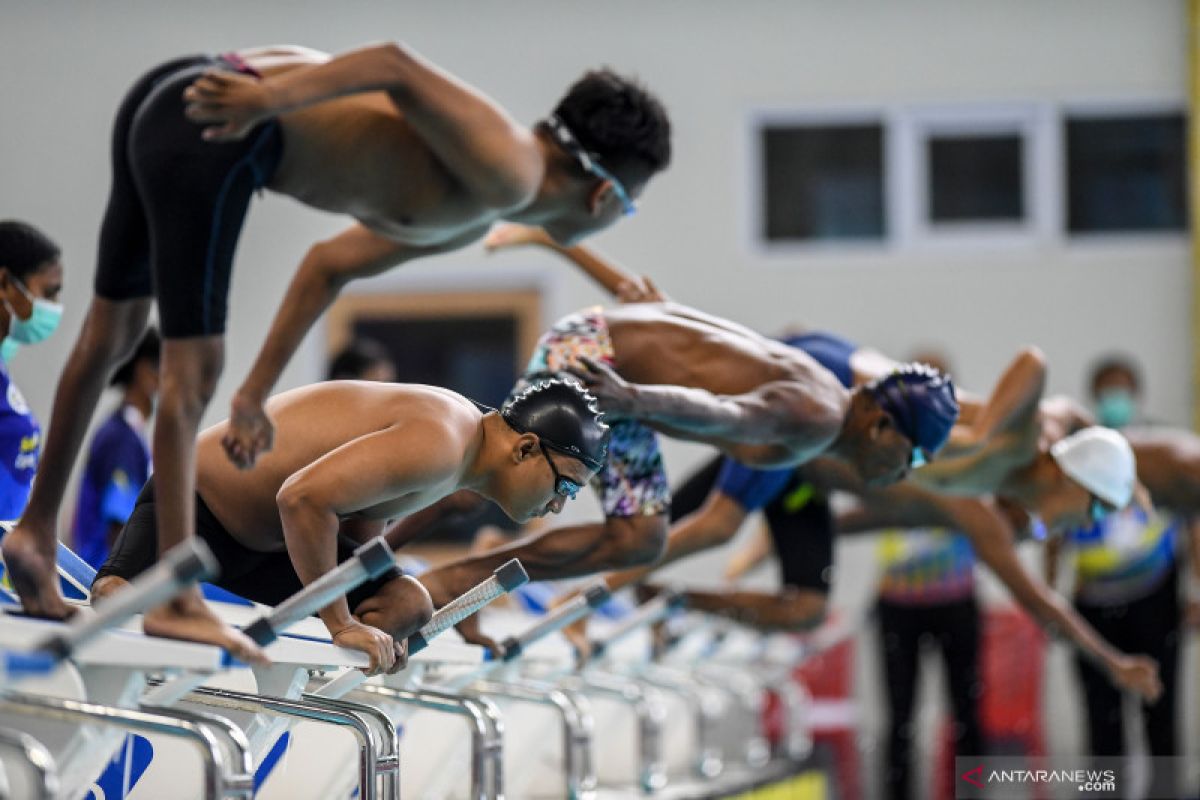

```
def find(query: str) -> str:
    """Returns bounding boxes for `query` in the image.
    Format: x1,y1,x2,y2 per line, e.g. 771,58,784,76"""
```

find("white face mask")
4,276,63,345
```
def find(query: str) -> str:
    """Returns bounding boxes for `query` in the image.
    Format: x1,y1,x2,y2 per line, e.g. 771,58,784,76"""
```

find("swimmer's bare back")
227,46,500,244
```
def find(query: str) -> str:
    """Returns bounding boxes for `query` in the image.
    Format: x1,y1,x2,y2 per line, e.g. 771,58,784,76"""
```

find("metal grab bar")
625,664,725,780
301,691,401,800
0,691,246,799
350,683,505,800
38,538,217,659
0,727,58,800
181,686,379,800
242,539,396,647
472,678,596,799
559,672,668,793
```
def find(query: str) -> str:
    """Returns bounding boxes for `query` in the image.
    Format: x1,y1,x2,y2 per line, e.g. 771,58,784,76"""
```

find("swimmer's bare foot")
89,575,130,602
1,524,75,620
143,588,270,666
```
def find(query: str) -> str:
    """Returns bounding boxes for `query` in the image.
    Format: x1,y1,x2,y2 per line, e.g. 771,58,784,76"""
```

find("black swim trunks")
670,455,833,593
95,478,401,610
93,53,284,337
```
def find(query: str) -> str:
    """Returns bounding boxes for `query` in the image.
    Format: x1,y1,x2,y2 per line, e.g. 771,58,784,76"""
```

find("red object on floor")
934,607,1049,800
794,637,863,800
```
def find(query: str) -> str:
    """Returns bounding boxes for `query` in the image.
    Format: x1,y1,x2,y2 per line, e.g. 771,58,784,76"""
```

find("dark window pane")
928,135,1024,222
761,124,885,242
1066,114,1187,233
354,315,517,407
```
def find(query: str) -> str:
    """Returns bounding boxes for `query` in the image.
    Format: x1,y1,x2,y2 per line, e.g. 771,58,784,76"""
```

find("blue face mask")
1096,389,1136,429
4,276,63,346
0,338,18,364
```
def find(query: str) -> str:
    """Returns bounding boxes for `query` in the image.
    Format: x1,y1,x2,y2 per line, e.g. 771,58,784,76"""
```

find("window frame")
1059,98,1189,247
897,103,1054,251
743,107,897,259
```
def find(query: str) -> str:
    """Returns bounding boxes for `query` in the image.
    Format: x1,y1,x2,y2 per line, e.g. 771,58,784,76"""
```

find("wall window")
1065,112,1187,234
902,106,1047,245
927,134,1024,222
758,121,885,244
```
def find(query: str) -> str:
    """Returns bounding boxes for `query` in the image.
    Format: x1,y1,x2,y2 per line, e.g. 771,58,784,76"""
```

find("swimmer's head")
845,364,959,485
1038,426,1136,532
494,378,611,520
537,70,671,246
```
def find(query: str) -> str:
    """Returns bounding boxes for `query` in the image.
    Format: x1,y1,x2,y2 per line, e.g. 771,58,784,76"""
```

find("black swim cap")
865,363,959,456
502,379,611,471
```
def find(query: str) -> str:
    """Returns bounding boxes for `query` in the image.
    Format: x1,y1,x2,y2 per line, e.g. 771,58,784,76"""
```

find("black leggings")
669,455,833,593
877,597,982,800
93,54,283,337
95,480,398,610
1074,570,1180,796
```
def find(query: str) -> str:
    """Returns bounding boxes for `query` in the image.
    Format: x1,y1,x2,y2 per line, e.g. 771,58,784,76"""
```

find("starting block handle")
243,538,396,646
37,539,218,660
498,581,610,662
589,588,685,658
314,558,529,699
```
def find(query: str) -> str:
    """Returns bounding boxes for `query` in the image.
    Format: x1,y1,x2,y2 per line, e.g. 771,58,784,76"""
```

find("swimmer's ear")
514,433,540,462
586,180,615,217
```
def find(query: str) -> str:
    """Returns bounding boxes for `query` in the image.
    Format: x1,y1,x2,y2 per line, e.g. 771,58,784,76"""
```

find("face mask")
4,277,62,345
0,339,18,364
1096,389,1136,429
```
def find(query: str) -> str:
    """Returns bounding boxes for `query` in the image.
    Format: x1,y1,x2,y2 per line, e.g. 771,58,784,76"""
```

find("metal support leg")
182,686,380,800
472,678,595,799
301,691,400,800
691,665,770,768
0,727,58,800
348,683,504,800
0,691,249,800
629,665,725,779
559,672,668,793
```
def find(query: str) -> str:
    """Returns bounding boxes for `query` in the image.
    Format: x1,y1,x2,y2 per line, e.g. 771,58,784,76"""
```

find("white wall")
2,0,1193,792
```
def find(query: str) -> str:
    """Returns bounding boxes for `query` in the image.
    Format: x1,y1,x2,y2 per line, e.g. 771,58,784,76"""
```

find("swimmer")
91,378,608,671
7,41,668,656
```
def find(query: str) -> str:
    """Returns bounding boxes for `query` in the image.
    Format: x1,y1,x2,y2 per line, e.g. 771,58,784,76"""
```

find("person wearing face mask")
1039,355,1191,797
0,221,65,520
70,328,160,569
1088,355,1145,430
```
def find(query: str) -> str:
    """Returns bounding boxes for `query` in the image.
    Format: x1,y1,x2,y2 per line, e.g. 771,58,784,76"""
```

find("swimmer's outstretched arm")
941,346,1047,456
838,485,1163,702
573,357,844,459
677,587,828,632
600,492,749,593
185,42,541,205
225,225,477,468
484,223,666,302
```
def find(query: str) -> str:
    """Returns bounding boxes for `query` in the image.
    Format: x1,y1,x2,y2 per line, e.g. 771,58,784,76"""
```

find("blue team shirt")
72,406,151,568
0,362,40,519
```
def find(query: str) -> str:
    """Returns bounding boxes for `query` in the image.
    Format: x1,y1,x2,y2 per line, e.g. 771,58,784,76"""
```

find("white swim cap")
1049,427,1136,509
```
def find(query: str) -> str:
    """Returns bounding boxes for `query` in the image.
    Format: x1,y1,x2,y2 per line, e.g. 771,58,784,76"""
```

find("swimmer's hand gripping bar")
37,538,218,660
314,558,529,699
589,589,685,659
242,538,396,646
497,582,611,662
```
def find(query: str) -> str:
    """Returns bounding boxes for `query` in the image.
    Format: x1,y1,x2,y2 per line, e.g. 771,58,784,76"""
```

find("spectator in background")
1088,354,1144,429
873,351,982,800
1043,352,1190,798
326,338,397,383
71,328,159,568
0,220,65,520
